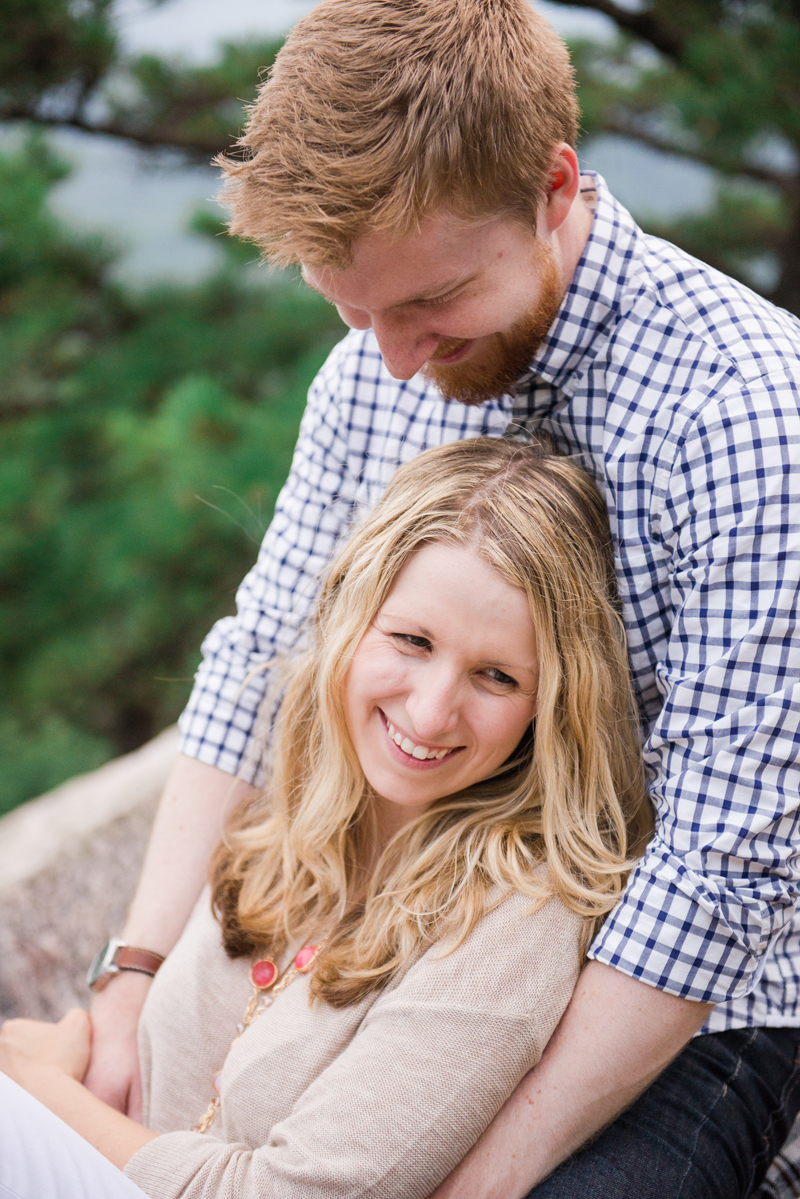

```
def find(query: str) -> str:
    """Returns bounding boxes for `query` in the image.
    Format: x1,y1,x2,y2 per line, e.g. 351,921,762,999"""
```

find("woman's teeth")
386,721,450,761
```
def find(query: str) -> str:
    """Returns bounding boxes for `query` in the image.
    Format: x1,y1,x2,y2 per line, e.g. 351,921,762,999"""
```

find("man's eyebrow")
301,273,329,301
300,271,479,310
394,274,479,307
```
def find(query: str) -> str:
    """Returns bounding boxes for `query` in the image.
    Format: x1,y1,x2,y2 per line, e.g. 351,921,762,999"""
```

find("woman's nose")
404,672,461,742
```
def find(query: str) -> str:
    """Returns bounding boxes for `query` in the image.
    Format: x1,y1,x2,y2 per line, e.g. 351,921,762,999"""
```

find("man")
85,1,800,1195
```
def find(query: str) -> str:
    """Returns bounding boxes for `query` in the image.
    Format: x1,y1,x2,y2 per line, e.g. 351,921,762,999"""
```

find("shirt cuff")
178,659,270,786
588,851,771,1005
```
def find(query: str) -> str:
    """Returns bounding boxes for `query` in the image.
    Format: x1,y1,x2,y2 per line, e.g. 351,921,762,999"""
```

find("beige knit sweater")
125,884,582,1199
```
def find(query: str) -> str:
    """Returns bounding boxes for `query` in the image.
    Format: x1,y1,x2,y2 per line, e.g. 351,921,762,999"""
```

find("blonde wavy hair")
218,0,579,267
212,438,650,1006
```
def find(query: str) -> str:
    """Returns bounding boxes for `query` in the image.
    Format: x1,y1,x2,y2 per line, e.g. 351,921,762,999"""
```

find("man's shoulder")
606,236,800,486
619,232,800,393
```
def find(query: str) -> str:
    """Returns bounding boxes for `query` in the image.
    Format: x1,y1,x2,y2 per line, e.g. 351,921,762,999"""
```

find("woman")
0,437,649,1199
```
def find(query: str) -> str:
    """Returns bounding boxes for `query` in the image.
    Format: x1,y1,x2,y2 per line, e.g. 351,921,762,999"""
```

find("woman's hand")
0,1008,91,1089
0,1007,157,1170
85,970,151,1119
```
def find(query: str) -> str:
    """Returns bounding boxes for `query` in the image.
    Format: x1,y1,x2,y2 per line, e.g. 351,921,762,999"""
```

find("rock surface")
0,727,177,1020
0,726,798,1196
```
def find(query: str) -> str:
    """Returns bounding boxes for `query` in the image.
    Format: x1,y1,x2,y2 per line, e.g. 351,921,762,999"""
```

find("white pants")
0,1072,148,1199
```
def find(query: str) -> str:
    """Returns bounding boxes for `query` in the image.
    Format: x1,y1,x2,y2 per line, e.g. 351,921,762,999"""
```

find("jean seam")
675,1028,760,1199
746,1043,800,1195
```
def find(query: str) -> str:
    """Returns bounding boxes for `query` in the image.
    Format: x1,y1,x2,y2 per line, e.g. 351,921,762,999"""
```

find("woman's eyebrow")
483,657,537,677
379,618,536,677
377,612,434,639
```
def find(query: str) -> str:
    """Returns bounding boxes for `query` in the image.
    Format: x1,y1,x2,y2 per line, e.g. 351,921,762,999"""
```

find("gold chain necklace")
194,939,327,1134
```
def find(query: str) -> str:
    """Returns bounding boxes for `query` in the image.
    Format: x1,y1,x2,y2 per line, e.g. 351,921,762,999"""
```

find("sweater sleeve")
125,892,582,1199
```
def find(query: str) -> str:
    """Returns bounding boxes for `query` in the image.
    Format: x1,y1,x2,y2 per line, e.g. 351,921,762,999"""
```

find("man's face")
301,210,565,405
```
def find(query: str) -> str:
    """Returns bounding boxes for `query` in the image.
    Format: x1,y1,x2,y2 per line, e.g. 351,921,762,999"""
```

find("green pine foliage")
0,0,280,156
4,0,800,811
0,134,342,813
0,0,115,115
6,0,799,308
112,39,283,154
569,0,800,310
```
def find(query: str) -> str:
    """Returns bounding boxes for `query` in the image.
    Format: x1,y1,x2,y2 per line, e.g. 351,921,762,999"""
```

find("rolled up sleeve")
591,384,800,1004
178,338,362,784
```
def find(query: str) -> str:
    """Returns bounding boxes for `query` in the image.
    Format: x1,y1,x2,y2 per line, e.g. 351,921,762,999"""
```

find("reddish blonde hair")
219,0,579,267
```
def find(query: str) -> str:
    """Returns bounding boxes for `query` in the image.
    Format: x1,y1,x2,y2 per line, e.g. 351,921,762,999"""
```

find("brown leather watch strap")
116,946,165,977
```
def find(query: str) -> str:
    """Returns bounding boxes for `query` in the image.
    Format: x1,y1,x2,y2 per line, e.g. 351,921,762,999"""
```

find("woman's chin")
372,791,437,827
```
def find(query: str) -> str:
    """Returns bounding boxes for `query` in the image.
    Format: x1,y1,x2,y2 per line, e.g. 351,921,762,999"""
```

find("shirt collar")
512,173,642,403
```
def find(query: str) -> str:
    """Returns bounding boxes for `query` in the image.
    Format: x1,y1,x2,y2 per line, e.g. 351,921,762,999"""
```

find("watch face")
86,938,121,990
87,943,110,989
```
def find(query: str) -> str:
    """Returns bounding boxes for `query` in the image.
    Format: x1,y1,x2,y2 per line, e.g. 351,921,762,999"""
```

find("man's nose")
335,303,371,332
369,313,441,381
333,305,440,381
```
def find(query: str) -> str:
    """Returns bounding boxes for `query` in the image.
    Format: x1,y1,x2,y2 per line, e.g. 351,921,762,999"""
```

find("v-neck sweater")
125,884,582,1199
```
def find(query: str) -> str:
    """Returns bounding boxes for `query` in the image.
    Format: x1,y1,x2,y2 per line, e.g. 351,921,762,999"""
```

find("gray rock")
0,727,177,1020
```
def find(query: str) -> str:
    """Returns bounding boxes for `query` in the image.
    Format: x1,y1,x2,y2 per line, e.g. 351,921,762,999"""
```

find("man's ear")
541,143,582,234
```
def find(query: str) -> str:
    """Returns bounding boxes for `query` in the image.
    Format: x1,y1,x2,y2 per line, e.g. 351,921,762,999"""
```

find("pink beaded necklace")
194,940,327,1134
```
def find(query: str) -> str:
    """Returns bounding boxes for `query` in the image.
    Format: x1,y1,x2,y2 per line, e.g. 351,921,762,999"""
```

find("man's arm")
83,754,256,1119
431,960,712,1199
435,382,800,1198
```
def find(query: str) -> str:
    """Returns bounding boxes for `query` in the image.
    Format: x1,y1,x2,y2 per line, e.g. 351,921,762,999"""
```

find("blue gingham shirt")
180,173,800,1032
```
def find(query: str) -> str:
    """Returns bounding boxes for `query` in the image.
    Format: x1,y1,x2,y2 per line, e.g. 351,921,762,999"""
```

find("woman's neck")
352,793,427,895
372,793,431,843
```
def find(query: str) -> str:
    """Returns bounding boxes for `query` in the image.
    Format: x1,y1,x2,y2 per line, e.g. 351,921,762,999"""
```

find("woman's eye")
482,667,517,688
392,633,430,650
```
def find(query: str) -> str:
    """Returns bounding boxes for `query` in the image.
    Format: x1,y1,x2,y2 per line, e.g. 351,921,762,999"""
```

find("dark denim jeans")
527,1028,800,1199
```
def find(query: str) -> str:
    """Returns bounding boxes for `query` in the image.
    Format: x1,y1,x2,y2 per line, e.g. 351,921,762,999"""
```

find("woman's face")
344,542,538,828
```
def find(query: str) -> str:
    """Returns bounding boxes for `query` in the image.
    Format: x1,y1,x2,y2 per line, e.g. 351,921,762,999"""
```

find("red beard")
422,244,563,406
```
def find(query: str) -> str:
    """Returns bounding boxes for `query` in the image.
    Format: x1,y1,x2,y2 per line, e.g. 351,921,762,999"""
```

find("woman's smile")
344,541,538,826
379,709,463,768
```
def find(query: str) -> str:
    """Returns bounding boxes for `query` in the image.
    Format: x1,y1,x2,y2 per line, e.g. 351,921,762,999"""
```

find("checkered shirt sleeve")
177,340,361,782
179,170,800,1028
589,378,800,1007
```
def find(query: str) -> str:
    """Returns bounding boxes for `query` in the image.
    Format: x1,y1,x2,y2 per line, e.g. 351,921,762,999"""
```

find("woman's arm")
0,1009,157,1169
85,338,365,1118
124,892,584,1199
7,896,580,1199
85,755,256,1119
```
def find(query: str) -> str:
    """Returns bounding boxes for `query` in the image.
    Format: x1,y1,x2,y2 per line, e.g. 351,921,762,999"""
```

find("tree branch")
598,117,798,193
552,0,686,60
1,108,232,159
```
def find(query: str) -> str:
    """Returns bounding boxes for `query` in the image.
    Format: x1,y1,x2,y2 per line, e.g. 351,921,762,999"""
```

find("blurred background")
2,0,797,814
